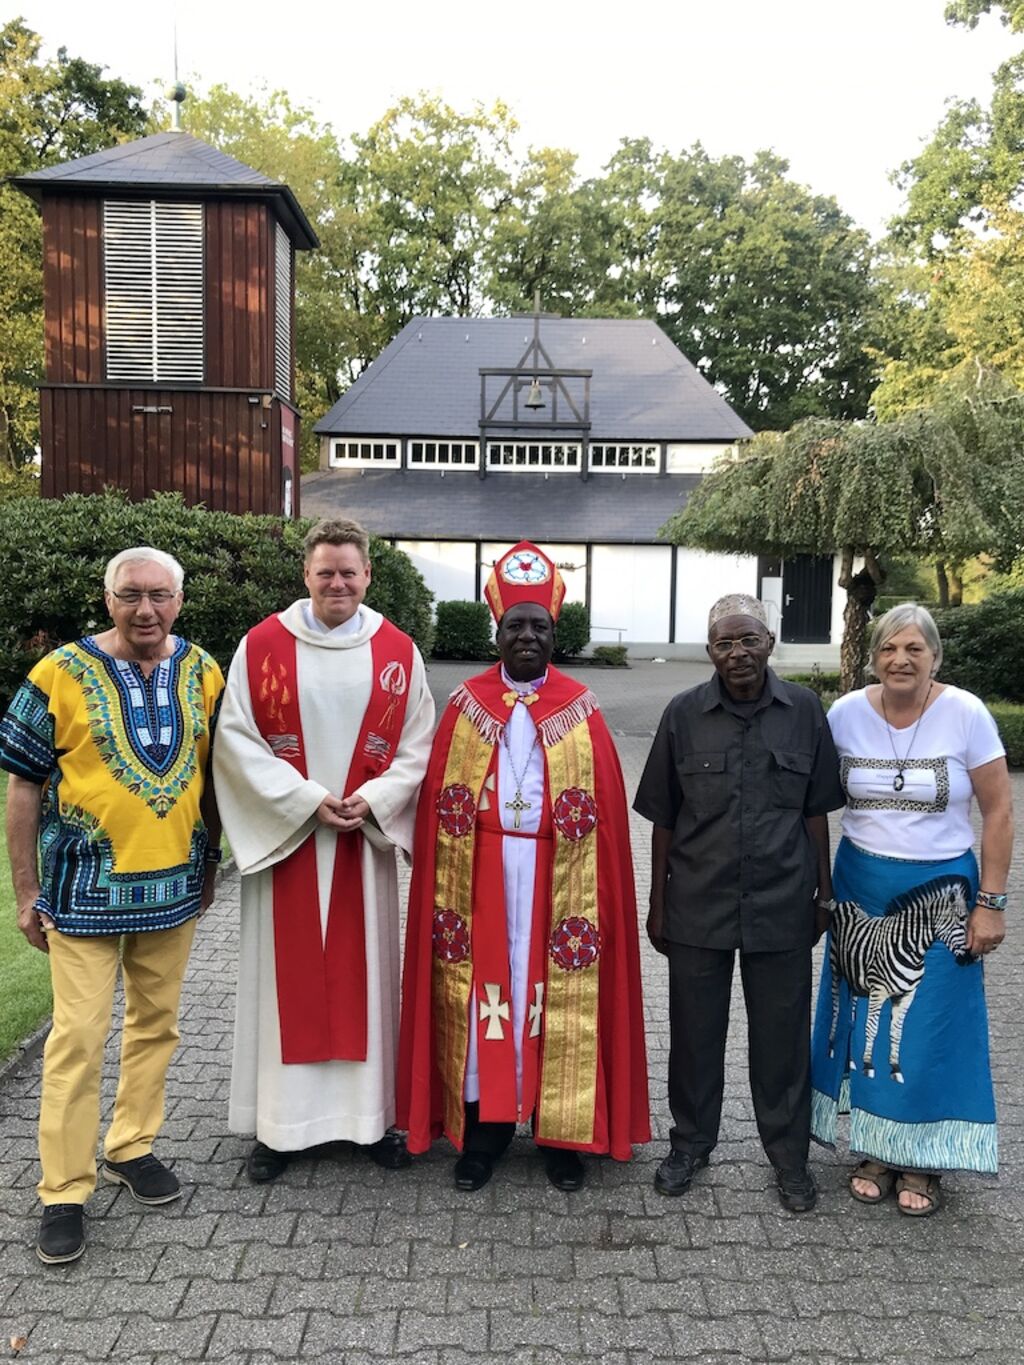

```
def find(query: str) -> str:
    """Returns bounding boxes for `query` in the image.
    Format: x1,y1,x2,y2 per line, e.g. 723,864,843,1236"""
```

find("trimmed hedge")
0,491,434,708
591,644,629,668
989,704,1024,769
433,600,493,660
932,590,1024,703
553,601,590,662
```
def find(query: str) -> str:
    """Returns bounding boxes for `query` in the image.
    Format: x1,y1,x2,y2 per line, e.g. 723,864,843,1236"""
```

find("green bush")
432,600,493,660
0,491,434,708
553,601,590,661
989,703,1024,768
933,589,1024,703
784,668,842,697
591,644,629,668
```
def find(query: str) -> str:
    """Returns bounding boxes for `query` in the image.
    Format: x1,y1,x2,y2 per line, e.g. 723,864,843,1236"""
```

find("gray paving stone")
0,665,1021,1364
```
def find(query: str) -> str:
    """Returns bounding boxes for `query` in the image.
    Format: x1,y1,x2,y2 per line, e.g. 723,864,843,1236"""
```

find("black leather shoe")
454,1152,494,1191
653,1148,709,1197
543,1148,585,1192
363,1129,412,1170
775,1165,818,1213
102,1153,180,1204
246,1141,291,1184
37,1204,85,1264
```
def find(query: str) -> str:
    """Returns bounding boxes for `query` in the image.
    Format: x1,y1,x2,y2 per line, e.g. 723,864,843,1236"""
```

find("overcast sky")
14,0,1022,236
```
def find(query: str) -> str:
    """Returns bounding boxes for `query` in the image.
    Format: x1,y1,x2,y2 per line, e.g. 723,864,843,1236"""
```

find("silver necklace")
880,682,932,793
502,726,539,830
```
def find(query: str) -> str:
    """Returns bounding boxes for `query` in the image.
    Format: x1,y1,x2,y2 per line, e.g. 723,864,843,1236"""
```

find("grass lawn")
0,773,52,1062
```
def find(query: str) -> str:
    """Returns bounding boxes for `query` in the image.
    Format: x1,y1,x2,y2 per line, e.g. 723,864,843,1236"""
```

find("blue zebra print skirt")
810,837,997,1173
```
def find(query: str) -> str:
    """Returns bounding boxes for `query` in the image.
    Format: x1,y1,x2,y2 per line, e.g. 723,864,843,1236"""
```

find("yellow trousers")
38,918,197,1205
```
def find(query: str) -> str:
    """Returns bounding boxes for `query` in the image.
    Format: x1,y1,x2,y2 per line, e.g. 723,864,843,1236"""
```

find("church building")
304,315,843,658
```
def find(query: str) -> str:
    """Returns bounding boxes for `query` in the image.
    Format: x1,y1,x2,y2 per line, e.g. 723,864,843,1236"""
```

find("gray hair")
869,603,943,676
104,547,184,594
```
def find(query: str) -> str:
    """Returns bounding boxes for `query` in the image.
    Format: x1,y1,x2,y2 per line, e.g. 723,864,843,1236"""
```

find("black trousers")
666,942,811,1171
462,1102,516,1158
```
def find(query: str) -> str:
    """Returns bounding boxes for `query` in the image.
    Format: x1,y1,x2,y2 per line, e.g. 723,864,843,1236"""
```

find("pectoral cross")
479,983,510,1041
528,982,545,1038
505,790,531,830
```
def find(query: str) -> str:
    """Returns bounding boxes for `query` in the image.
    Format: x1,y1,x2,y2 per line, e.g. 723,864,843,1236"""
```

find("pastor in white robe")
214,601,435,1150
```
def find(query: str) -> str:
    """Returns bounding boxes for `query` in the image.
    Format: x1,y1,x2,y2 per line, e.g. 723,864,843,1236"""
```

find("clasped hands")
316,793,370,833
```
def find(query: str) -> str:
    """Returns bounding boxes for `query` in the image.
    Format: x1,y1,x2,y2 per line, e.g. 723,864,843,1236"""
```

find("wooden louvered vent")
103,200,204,383
274,221,292,400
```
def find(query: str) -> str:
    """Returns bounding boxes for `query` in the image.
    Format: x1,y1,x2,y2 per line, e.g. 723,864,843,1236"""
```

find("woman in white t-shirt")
810,604,1012,1216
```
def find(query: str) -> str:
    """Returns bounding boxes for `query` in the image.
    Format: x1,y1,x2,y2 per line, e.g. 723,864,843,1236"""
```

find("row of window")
102,200,292,395
329,440,663,471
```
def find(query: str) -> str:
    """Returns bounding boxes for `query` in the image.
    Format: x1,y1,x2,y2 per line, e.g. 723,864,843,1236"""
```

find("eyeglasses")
109,589,179,606
710,635,766,656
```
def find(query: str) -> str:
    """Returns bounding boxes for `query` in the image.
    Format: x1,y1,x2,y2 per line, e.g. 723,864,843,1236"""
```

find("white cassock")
464,667,546,1109
214,601,435,1150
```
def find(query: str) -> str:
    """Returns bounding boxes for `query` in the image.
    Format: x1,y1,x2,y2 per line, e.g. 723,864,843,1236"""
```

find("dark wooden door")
781,555,832,643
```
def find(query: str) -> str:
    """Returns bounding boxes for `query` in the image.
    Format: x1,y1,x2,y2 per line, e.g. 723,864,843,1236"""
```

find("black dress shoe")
246,1141,291,1184
653,1148,709,1197
37,1204,85,1264
454,1152,494,1191
543,1148,585,1192
363,1129,412,1170
102,1154,180,1204
775,1165,817,1213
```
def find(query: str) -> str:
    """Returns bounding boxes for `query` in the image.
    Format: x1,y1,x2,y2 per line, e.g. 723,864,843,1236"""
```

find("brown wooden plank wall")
205,201,274,389
40,387,283,514
42,196,104,384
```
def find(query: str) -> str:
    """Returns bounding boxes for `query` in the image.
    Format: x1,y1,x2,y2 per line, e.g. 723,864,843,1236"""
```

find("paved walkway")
1,660,1022,1364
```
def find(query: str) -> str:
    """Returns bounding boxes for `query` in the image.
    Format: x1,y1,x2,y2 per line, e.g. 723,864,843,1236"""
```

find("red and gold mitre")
484,541,566,624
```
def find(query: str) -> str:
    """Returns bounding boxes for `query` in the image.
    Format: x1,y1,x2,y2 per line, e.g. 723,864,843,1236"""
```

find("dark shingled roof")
315,316,753,443
12,132,318,249
300,469,702,545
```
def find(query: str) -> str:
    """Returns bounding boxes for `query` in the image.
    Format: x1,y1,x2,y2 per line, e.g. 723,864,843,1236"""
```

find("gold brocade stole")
431,707,601,1147
536,720,599,1145
432,712,493,1143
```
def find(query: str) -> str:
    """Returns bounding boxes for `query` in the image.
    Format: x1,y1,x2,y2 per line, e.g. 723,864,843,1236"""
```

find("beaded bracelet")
976,890,1007,912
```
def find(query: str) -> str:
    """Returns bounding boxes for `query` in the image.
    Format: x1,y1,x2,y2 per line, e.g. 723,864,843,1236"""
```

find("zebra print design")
828,875,974,1085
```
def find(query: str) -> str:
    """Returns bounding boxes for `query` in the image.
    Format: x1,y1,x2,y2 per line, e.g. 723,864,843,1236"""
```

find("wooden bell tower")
13,129,318,517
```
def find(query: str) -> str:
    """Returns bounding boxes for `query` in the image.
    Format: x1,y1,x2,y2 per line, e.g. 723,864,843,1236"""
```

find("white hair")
869,602,943,676
104,547,184,594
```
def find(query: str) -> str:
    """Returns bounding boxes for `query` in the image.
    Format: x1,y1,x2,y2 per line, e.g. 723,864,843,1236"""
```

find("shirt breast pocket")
680,751,728,816
771,749,812,808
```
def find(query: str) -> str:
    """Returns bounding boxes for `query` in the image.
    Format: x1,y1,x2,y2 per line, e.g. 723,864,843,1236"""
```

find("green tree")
662,377,1024,690
945,1,1024,29
0,19,148,469
655,146,878,430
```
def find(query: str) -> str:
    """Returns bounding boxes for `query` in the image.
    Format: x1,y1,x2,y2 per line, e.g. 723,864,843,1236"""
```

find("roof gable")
315,316,752,443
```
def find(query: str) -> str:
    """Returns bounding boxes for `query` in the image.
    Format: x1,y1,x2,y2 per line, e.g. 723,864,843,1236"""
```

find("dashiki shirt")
0,637,224,935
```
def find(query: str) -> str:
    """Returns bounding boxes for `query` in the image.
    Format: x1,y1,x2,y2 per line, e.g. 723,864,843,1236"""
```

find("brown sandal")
895,1171,942,1217
849,1159,896,1204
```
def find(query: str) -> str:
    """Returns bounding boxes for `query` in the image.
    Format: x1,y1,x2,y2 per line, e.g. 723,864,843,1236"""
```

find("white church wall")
589,545,673,644
396,540,476,606
674,549,759,642
665,442,733,474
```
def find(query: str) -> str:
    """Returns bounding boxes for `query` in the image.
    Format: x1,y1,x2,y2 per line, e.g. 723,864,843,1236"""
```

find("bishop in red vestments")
397,542,649,1191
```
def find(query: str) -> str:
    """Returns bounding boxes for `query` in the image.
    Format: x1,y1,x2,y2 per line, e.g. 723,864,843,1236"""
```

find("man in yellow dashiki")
0,547,224,1265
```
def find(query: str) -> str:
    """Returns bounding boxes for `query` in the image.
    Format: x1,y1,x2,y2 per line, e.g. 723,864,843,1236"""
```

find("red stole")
246,612,413,1064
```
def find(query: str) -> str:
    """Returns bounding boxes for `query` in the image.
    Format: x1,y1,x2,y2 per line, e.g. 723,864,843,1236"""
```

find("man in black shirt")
634,594,843,1212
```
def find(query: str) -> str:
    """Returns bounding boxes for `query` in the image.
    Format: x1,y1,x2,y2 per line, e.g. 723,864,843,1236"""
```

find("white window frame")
103,200,204,384
588,443,659,473
485,441,581,472
408,439,480,469
328,438,400,468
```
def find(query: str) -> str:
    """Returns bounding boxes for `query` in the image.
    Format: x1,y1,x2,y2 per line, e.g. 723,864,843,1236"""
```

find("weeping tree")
661,372,1024,692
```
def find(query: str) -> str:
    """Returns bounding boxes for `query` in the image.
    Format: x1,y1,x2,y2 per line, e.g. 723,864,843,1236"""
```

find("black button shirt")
634,669,844,952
